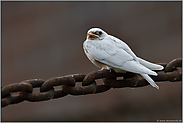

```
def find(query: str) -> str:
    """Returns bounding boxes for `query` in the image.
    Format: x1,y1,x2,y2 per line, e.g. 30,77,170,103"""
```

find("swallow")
83,28,164,89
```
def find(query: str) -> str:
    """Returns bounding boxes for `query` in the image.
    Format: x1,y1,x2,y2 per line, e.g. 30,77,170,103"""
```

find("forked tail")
140,74,159,90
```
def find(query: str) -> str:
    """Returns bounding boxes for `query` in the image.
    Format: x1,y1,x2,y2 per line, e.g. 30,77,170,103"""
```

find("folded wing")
84,39,157,75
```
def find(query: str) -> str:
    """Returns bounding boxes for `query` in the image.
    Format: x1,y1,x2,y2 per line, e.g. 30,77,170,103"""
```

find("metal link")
52,74,86,98
20,80,55,102
62,81,97,95
104,72,139,88
165,58,182,72
1,83,32,107
1,95,11,107
2,83,32,98
10,95,24,105
1,58,182,108
40,76,76,92
95,84,111,93
82,70,124,86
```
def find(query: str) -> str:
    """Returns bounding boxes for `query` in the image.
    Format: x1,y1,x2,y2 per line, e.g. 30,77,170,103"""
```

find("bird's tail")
140,74,159,90
138,57,164,70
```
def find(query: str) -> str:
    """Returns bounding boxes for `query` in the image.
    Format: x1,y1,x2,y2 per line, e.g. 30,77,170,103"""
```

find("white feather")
83,28,163,89
84,36,158,76
138,57,164,70
140,74,159,90
119,60,157,76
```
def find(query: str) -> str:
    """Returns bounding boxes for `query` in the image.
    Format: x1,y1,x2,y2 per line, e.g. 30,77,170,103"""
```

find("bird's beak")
87,33,99,39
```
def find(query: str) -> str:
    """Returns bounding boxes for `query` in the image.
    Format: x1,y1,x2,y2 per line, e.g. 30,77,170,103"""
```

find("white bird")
83,28,164,89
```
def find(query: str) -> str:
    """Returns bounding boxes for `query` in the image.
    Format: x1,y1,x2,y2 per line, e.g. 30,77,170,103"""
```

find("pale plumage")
83,28,163,89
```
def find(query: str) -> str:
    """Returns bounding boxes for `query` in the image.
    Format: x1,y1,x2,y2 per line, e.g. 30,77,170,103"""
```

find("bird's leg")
101,66,110,70
100,66,112,72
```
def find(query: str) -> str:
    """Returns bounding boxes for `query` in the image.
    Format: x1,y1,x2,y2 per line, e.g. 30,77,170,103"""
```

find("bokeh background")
2,1,182,122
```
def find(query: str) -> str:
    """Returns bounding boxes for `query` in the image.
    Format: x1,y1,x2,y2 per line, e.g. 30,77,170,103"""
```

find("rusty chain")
1,58,182,108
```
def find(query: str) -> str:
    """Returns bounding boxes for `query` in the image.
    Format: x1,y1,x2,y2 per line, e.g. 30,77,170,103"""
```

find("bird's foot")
100,66,113,73
101,66,110,70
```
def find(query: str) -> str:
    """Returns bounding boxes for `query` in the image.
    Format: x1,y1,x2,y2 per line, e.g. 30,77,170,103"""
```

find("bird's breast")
83,43,109,68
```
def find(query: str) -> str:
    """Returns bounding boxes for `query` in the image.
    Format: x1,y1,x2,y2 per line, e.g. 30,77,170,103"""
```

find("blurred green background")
2,1,182,122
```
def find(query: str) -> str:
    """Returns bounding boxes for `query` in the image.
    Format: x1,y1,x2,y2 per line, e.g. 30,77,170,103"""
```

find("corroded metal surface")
1,58,182,108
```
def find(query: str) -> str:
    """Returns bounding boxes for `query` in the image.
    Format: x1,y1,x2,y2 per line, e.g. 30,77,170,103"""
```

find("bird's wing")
138,57,164,70
108,35,164,71
108,35,139,62
84,39,133,68
84,38,157,75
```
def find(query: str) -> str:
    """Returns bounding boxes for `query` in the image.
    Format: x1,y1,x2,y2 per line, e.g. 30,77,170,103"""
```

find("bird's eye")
98,31,102,35
95,31,102,35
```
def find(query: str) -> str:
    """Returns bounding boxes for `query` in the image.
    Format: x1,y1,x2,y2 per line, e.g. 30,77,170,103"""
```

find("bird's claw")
100,67,113,73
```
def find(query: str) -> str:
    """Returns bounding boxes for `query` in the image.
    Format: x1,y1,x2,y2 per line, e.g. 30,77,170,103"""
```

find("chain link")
1,58,182,108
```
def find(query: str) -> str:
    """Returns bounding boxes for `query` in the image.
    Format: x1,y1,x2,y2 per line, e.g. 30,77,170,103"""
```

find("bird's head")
87,28,108,40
